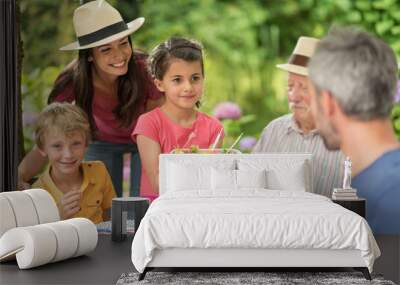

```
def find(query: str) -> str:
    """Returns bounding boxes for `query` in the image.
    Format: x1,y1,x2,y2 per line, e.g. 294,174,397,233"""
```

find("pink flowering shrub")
212,101,257,152
239,136,257,152
213,102,242,120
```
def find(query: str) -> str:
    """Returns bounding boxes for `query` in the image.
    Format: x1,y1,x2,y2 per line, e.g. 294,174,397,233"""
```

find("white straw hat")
276,36,320,76
60,0,144,51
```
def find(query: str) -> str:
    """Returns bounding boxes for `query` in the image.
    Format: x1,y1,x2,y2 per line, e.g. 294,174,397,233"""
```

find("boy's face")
39,129,88,176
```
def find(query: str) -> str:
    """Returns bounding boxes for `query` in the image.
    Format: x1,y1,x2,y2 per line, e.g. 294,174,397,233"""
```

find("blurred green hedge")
20,0,400,151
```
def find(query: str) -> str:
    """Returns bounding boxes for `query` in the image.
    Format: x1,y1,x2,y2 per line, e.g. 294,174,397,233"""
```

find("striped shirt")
252,114,344,197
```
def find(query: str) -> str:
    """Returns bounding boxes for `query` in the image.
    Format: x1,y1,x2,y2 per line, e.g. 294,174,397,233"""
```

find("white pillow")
266,164,306,191
211,168,237,190
167,164,211,191
166,160,236,192
211,169,267,190
167,163,211,191
236,169,267,189
237,159,308,191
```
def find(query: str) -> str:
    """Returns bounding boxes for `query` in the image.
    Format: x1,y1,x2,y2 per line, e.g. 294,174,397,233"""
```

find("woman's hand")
59,190,82,220
17,178,31,191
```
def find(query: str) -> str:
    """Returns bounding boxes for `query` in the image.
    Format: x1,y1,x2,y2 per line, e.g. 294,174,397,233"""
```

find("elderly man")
252,37,344,197
308,27,400,234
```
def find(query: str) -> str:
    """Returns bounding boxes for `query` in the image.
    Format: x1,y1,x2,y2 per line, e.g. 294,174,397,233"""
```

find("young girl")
132,37,224,200
18,0,164,196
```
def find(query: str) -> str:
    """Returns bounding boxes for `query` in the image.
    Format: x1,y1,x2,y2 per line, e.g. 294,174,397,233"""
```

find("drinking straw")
182,132,196,148
210,128,223,150
227,133,243,153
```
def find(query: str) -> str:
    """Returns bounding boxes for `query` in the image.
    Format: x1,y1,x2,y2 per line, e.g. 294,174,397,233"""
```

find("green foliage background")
20,0,400,151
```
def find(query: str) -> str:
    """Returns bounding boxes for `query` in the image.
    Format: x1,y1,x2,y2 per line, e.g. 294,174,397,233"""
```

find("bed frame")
138,154,372,281
139,248,371,280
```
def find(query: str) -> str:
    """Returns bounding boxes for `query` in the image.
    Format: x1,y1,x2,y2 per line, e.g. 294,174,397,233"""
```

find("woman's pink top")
132,107,224,200
52,55,163,144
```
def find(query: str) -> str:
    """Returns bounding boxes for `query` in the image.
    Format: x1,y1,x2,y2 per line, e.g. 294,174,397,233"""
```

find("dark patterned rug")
116,271,396,285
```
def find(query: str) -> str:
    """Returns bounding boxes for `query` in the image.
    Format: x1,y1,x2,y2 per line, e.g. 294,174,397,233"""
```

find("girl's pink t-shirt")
132,107,224,200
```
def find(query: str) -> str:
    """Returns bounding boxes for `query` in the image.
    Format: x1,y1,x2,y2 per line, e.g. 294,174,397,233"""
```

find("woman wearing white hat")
18,0,164,197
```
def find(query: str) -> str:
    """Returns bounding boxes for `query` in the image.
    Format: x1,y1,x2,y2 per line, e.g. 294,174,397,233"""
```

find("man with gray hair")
308,27,400,234
253,36,344,197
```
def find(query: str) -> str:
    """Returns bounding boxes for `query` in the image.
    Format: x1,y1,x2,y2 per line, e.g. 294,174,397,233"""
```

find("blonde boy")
32,103,116,224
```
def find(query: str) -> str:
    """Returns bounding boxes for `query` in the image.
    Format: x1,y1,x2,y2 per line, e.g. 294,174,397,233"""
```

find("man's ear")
319,90,337,118
154,79,165,92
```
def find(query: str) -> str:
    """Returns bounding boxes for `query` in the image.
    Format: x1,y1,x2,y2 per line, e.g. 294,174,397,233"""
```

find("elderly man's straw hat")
276,37,319,76
60,0,144,51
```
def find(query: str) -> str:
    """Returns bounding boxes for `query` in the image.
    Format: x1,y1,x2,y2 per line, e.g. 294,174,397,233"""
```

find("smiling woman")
17,0,164,197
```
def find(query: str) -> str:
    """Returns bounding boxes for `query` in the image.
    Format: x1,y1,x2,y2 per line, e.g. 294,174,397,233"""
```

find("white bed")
131,153,380,280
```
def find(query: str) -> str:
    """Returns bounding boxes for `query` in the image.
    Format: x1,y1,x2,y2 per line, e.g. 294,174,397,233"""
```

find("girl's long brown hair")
48,39,147,136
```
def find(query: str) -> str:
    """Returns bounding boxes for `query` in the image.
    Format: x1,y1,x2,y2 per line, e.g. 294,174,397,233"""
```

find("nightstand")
111,197,150,241
332,198,366,218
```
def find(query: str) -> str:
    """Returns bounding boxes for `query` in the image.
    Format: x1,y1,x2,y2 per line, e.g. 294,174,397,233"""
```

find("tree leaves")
20,0,400,144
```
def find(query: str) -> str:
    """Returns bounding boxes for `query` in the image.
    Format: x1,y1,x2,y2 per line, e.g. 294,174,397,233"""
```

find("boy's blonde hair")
35,103,91,149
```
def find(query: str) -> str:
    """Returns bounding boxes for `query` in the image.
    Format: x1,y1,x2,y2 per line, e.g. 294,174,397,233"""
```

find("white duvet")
131,190,380,273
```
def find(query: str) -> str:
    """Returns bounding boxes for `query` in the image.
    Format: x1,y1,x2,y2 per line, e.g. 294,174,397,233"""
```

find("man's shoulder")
368,148,400,172
382,148,400,160
252,114,292,153
370,148,400,167
354,148,400,184
264,114,292,130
